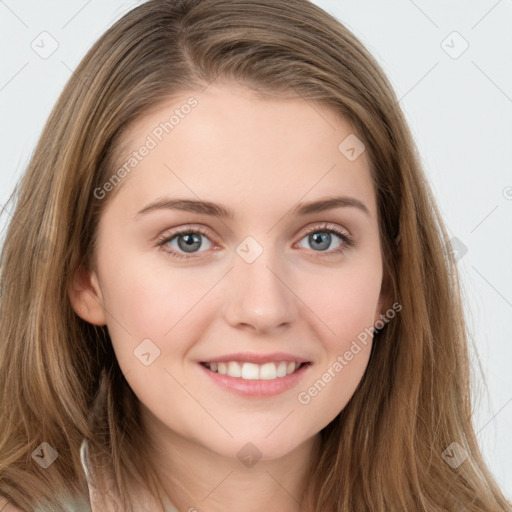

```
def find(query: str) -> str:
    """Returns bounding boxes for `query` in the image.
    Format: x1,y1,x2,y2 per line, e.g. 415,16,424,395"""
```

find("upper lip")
200,352,311,365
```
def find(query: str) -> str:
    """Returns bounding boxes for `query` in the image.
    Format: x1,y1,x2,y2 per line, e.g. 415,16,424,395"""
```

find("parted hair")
0,0,510,510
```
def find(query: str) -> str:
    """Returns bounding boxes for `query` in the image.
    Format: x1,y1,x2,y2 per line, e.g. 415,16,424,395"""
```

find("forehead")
107,84,376,220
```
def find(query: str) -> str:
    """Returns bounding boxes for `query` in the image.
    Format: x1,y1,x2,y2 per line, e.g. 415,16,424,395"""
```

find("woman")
1,0,510,510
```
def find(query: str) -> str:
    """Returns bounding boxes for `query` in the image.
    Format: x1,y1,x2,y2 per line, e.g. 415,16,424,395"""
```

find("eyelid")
293,222,354,256
296,221,351,239
156,224,220,252
157,222,351,243
156,221,353,259
158,223,217,240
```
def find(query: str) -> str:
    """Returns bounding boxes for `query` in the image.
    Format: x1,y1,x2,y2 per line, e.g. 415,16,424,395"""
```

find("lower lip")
198,362,312,397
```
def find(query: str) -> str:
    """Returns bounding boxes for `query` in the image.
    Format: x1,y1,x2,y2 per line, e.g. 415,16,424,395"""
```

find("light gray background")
0,0,511,499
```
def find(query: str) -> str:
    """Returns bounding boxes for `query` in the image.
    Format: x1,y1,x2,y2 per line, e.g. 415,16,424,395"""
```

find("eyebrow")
135,195,370,219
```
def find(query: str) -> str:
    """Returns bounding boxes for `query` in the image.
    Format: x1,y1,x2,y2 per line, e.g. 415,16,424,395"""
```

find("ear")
68,264,108,326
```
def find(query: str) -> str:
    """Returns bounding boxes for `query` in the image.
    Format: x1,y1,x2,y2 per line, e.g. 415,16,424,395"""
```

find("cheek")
96,251,184,368
294,262,381,415
299,259,382,343
99,248,204,334
98,248,225,378
296,341,372,435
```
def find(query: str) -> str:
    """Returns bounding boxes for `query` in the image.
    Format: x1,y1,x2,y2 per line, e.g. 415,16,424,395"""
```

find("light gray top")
79,438,179,512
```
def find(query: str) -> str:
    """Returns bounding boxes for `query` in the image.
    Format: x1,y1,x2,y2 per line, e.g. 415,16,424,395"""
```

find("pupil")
178,233,201,252
311,232,330,251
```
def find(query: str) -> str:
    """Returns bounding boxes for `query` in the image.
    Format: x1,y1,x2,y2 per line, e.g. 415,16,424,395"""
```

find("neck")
145,418,321,512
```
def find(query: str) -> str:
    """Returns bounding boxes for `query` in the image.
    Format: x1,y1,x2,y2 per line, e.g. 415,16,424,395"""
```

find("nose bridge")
224,235,297,330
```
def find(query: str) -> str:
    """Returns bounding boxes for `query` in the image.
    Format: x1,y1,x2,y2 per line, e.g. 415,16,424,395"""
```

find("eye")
156,222,354,261
157,226,216,260
296,223,354,257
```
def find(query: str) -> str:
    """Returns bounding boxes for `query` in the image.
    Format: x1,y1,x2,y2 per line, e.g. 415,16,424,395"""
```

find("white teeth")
241,362,260,380
276,362,288,377
205,361,303,380
260,362,277,380
227,361,242,378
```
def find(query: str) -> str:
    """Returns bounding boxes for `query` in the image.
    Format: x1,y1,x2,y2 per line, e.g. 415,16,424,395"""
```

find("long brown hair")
1,0,510,510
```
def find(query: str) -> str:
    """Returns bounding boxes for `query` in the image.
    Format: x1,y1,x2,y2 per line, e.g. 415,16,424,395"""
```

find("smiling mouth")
200,361,311,380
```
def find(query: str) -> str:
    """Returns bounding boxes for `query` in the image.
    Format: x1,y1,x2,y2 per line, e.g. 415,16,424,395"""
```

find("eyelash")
156,223,354,260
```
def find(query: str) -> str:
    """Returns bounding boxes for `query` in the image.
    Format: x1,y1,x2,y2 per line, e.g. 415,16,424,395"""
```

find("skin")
69,83,389,512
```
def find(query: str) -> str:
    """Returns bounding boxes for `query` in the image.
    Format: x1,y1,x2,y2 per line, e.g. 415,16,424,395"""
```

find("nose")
223,248,298,333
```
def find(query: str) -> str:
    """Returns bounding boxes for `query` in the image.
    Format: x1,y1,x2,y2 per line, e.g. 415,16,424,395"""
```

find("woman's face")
70,83,386,462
